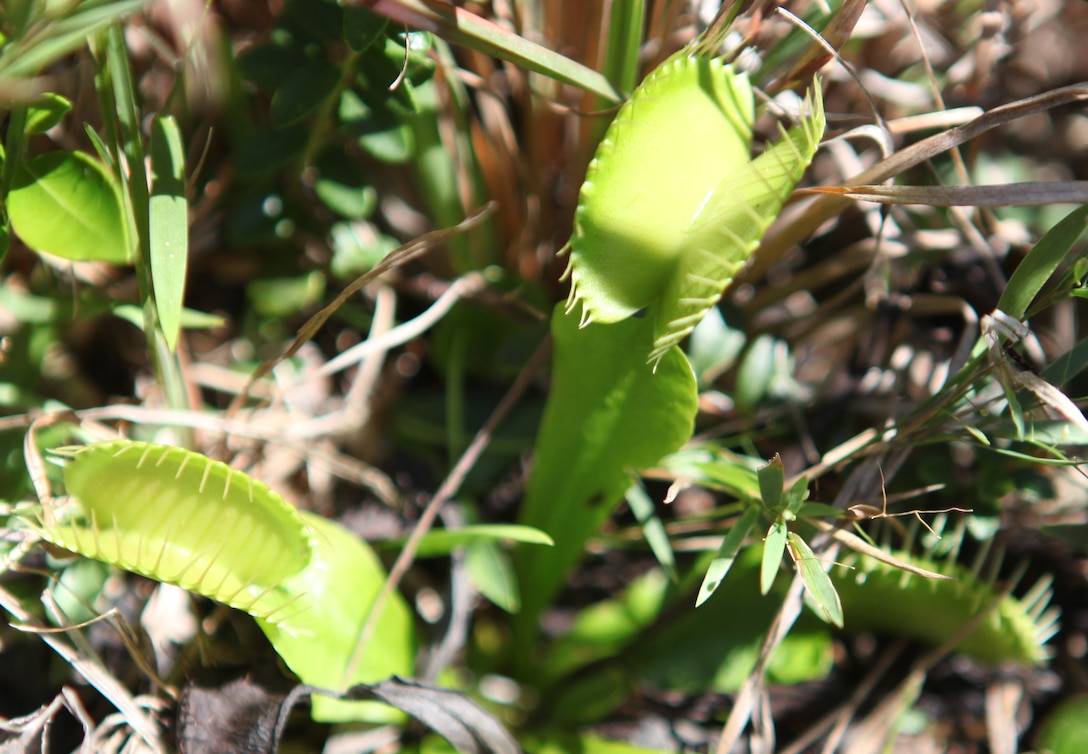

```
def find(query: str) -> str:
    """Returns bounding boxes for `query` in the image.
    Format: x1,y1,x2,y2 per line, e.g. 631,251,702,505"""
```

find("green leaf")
343,6,389,51
625,482,675,580
8,150,129,263
314,149,377,219
362,0,622,103
271,60,341,126
44,441,312,622
247,272,325,317
696,504,759,606
1045,335,1088,387
761,519,787,595
997,204,1088,320
757,454,785,512
341,89,415,164
236,43,310,90
25,93,72,134
787,532,843,628
527,734,675,754
1037,695,1088,754
150,116,188,351
515,305,698,644
830,549,1056,663
234,124,309,178
113,304,226,333
466,541,520,613
0,220,8,266
624,550,833,694
734,333,777,411
262,511,416,723
281,0,343,42
785,475,809,518
382,523,555,557
0,0,145,82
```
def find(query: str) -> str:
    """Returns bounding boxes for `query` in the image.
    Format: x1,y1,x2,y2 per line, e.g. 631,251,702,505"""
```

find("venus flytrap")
23,436,415,724
517,33,825,653
562,47,825,366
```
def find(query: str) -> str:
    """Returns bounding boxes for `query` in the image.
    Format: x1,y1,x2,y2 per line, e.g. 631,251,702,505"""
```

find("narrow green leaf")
1004,378,1027,440
381,524,555,557
466,541,520,613
600,0,644,95
760,519,787,595
961,421,990,446
83,124,114,167
1043,335,1088,387
785,475,809,518
0,0,145,81
696,505,759,607
8,150,129,263
113,304,226,332
757,454,785,512
997,205,1088,320
788,532,843,628
150,116,188,351
625,483,676,581
797,502,844,519
363,0,623,103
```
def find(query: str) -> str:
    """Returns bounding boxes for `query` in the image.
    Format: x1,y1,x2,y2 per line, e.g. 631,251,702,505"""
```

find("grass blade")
360,0,623,103
150,115,188,352
997,204,1088,320
697,505,759,607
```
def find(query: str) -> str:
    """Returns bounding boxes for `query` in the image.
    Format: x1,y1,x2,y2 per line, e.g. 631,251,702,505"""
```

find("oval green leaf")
271,61,342,126
25,93,72,134
8,151,130,263
787,532,843,628
263,511,416,723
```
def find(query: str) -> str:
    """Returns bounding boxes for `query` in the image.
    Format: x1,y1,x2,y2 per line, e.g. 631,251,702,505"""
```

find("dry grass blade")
753,82,1088,275
816,522,954,580
0,583,165,751
818,182,1088,207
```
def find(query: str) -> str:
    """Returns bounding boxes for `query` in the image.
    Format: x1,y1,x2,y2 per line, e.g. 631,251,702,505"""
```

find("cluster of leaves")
1,0,1088,753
